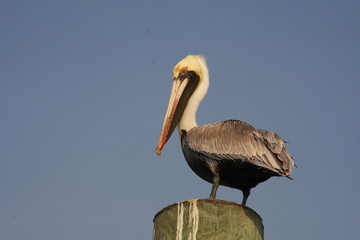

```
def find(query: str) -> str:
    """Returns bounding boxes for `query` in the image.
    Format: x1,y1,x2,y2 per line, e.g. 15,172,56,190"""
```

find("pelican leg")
242,190,250,206
209,173,220,199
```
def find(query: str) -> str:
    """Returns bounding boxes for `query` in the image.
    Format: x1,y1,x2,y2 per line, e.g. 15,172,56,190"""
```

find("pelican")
156,55,296,206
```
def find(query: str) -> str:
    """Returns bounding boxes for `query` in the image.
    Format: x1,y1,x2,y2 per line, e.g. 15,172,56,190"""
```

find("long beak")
156,76,197,156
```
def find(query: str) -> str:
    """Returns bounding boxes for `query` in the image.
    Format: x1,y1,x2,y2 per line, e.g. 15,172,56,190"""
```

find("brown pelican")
156,55,296,206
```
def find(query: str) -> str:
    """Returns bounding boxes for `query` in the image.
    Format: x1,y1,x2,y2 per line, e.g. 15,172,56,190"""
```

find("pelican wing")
257,129,297,171
185,120,295,176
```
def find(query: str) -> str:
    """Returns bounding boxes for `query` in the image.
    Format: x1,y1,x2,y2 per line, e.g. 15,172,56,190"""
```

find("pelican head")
156,55,209,156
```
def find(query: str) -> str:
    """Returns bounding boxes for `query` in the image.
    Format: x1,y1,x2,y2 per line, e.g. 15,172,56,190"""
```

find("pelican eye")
179,67,188,76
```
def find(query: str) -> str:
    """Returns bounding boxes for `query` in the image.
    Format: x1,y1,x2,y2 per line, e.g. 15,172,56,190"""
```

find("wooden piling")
153,199,264,240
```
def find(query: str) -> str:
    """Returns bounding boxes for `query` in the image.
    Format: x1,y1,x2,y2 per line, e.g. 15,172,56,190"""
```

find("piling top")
153,199,263,240
154,199,261,221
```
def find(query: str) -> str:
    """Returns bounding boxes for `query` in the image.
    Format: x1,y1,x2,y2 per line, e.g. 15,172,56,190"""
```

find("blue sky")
1,0,359,239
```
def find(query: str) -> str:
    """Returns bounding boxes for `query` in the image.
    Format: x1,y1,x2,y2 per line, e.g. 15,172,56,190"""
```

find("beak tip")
156,148,162,156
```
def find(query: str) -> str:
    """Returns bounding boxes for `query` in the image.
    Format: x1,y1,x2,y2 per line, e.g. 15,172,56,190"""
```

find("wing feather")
186,120,296,176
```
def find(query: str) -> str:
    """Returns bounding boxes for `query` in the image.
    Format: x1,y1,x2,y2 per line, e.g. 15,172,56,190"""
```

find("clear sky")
1,0,359,239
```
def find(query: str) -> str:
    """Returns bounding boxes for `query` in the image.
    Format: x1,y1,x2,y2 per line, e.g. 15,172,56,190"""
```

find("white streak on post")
188,199,199,240
176,202,184,240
